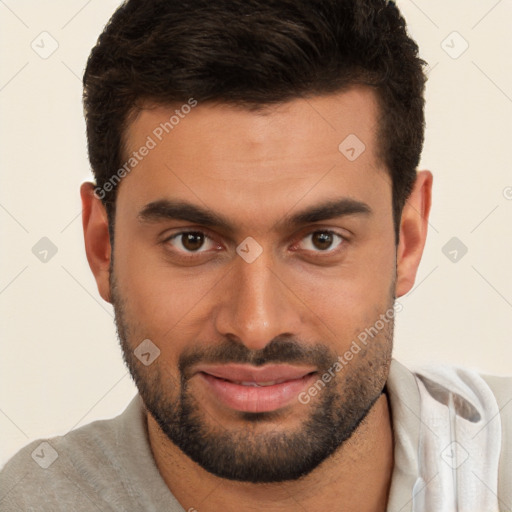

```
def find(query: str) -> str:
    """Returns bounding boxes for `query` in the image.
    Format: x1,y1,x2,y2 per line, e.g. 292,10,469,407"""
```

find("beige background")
1,0,511,467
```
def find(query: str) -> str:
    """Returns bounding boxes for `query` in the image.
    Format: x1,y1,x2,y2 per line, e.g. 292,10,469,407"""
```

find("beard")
110,271,393,483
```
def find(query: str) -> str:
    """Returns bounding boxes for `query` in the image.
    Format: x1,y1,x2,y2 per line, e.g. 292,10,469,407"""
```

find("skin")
81,86,432,511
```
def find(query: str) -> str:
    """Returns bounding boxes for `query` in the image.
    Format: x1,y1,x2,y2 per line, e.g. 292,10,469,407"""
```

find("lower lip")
197,372,316,413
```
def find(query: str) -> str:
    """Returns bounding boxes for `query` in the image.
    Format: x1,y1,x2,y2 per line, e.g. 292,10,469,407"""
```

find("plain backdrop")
1,0,511,467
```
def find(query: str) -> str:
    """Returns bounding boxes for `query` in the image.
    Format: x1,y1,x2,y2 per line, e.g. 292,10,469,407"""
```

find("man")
1,0,510,510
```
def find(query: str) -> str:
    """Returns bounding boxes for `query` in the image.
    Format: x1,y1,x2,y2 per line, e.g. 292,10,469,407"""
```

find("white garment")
412,366,501,512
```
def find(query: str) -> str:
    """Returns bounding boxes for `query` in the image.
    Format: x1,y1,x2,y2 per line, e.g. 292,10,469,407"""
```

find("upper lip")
195,364,316,384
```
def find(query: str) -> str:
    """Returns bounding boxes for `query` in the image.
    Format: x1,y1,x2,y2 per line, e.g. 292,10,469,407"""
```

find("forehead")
118,87,391,232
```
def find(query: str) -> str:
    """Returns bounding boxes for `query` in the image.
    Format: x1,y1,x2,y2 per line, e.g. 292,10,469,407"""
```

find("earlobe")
80,182,113,303
395,170,433,297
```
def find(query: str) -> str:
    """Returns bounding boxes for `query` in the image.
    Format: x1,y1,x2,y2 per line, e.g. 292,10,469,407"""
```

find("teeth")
238,380,278,387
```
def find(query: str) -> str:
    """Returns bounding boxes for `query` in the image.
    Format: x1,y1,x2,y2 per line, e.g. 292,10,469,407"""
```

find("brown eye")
181,232,205,251
166,231,216,254
300,230,344,253
312,232,334,250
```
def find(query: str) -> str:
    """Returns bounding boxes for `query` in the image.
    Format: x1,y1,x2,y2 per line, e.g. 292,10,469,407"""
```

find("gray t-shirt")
1,360,510,511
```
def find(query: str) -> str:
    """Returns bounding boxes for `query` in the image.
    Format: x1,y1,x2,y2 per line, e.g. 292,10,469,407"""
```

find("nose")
213,246,302,351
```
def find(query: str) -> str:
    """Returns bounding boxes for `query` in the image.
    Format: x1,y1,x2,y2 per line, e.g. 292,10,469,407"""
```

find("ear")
396,170,433,297
80,182,112,303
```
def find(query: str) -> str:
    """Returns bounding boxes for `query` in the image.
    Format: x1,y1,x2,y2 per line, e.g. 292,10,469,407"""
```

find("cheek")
291,243,395,336
306,285,393,352
113,236,222,345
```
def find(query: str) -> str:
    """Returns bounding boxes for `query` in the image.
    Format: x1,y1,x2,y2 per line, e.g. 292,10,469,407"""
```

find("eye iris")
312,232,333,251
182,232,204,251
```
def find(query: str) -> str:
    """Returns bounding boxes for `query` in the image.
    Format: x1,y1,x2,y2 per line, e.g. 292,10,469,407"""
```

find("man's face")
109,87,397,482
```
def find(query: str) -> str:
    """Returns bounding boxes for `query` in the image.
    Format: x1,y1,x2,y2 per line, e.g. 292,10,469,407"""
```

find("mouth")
194,364,318,413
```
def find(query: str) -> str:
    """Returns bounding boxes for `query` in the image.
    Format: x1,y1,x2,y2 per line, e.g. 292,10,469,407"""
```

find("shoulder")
480,372,512,506
404,361,511,507
0,398,138,512
410,363,511,434
392,360,511,428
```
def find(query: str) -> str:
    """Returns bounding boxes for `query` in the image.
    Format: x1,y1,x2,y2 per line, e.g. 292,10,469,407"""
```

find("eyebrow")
137,197,372,233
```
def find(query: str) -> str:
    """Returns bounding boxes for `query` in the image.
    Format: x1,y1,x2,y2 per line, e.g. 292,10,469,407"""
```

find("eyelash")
162,229,346,260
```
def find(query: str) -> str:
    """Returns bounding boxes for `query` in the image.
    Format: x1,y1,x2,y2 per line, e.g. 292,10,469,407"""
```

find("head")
81,0,432,483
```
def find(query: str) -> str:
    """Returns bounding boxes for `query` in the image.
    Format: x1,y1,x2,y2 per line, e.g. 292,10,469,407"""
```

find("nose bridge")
214,248,299,350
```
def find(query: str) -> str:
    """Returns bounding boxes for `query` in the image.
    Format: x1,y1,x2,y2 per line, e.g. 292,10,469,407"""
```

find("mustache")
178,335,335,378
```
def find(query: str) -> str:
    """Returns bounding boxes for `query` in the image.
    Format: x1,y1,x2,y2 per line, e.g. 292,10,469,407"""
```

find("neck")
147,393,394,512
